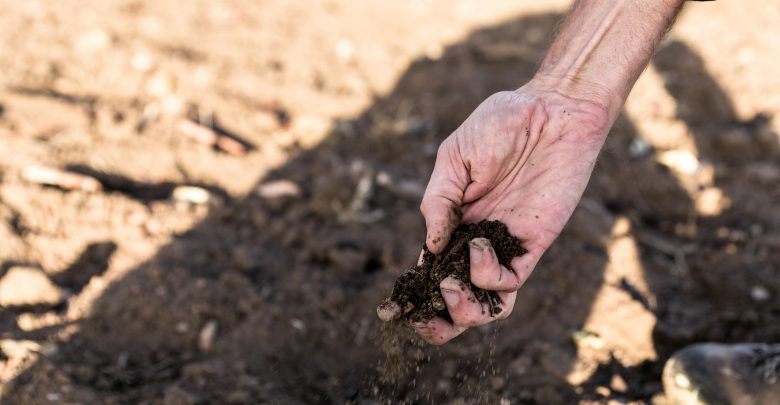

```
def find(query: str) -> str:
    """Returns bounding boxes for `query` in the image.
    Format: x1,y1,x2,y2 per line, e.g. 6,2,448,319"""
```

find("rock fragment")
22,165,102,192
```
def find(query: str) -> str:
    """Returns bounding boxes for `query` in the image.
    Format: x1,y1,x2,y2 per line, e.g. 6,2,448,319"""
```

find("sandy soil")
1,0,779,403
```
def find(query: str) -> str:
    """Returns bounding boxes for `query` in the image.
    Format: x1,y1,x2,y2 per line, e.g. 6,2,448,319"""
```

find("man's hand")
414,81,611,344
378,0,688,344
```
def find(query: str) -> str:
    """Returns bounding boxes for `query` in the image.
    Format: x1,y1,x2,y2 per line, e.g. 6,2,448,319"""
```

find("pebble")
175,322,189,333
572,330,605,349
257,180,301,199
657,149,701,175
611,216,631,237
0,266,63,307
22,165,102,192
172,186,211,204
751,285,771,302
610,374,628,393
695,187,728,217
290,318,306,332
16,311,63,331
198,320,218,352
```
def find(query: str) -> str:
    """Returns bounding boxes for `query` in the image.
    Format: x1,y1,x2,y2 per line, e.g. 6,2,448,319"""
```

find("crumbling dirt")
388,220,527,322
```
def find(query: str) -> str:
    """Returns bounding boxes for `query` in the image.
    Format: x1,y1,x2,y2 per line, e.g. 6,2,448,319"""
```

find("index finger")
420,139,469,253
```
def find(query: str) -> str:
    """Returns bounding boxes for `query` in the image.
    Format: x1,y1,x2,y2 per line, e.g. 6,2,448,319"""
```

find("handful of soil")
379,220,527,323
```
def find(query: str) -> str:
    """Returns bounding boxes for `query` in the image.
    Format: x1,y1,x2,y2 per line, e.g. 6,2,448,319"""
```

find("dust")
370,324,505,404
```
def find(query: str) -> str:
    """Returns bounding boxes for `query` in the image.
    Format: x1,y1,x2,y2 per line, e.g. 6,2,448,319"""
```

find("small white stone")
130,52,154,72
375,171,391,186
696,187,728,217
257,180,301,199
751,285,770,302
657,149,701,175
290,318,306,332
198,320,218,352
172,186,211,204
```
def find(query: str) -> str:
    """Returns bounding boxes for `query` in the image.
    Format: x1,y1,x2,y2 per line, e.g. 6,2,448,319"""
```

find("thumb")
420,140,468,253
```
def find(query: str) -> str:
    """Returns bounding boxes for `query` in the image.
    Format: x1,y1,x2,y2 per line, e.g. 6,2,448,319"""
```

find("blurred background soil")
1,0,779,403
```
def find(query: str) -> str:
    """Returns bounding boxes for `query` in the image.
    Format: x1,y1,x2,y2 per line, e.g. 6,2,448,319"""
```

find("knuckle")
505,274,522,291
419,195,437,215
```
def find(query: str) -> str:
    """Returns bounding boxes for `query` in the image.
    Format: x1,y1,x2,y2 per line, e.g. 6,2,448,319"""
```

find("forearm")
533,0,686,120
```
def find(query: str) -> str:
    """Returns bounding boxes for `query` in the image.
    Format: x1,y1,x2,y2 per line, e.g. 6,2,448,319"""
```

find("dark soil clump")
387,220,527,323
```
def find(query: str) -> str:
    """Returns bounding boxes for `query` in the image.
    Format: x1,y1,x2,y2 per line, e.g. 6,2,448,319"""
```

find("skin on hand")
414,81,611,344
377,0,688,345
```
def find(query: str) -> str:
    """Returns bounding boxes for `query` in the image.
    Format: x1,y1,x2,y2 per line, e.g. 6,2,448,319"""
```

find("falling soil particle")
387,220,526,323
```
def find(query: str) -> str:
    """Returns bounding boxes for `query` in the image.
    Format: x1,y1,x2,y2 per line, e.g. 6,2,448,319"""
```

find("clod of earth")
380,220,527,323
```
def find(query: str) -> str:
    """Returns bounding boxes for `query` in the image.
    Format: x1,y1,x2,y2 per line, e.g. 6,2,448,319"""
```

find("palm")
380,87,612,345
428,89,609,279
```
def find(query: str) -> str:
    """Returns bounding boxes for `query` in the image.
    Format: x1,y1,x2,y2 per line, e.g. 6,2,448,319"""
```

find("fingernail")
440,276,461,307
441,289,459,307
469,237,491,264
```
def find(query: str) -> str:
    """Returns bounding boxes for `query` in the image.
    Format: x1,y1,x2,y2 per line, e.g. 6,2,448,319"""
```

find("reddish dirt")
1,1,779,404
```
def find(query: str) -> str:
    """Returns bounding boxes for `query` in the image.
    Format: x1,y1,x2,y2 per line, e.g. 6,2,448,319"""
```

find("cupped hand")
381,79,613,344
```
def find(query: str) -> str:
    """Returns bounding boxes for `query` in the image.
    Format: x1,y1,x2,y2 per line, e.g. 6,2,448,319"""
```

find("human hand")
381,79,613,344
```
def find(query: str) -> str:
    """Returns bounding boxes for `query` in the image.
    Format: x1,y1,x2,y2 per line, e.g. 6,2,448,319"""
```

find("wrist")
527,0,687,124
524,73,620,122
